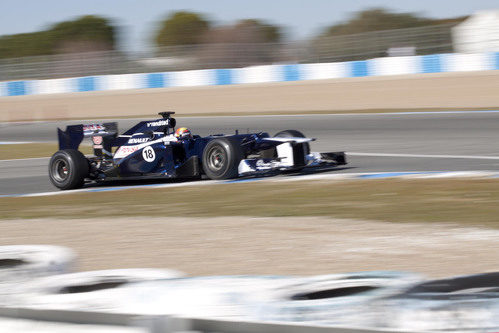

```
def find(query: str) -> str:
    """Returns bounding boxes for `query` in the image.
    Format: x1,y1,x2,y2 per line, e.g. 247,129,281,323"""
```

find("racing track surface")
2,111,499,195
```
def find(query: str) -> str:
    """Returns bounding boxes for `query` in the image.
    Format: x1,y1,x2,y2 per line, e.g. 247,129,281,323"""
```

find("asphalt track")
2,111,499,195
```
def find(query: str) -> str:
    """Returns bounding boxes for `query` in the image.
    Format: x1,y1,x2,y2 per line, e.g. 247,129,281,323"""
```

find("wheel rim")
207,146,226,171
52,159,70,182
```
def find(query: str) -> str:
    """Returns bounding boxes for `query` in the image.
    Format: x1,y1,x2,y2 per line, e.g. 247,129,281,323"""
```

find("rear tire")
49,149,89,190
202,138,244,180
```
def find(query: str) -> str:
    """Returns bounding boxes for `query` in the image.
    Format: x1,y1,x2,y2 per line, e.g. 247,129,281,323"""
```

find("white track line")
0,157,50,163
348,152,499,160
0,141,34,145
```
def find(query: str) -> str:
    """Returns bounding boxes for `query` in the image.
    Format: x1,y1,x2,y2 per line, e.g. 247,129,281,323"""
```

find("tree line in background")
313,9,467,61
323,8,466,36
0,8,467,60
0,15,115,59
155,12,281,47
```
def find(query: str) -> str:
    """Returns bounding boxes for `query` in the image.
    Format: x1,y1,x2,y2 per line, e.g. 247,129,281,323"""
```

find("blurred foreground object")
0,245,76,302
8,268,184,311
8,275,293,317
247,271,421,326
0,245,75,282
1,269,498,331
3,272,421,325
372,272,499,331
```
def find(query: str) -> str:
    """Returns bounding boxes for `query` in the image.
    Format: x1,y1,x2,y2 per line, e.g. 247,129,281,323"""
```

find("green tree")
155,11,210,47
312,8,468,62
196,19,282,68
50,15,116,51
0,31,54,58
233,19,281,43
0,15,116,59
324,8,433,36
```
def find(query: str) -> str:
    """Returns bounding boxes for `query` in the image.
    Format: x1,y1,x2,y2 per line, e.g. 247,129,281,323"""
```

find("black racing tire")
202,137,244,180
49,149,89,190
260,130,310,170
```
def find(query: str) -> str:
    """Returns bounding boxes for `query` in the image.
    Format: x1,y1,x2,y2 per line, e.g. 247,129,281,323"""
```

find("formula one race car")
49,112,346,190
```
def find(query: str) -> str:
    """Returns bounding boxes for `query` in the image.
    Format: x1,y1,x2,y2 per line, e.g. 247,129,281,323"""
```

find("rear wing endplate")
57,122,118,150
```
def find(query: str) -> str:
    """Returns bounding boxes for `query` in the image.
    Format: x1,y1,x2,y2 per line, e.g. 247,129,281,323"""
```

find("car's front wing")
238,151,347,176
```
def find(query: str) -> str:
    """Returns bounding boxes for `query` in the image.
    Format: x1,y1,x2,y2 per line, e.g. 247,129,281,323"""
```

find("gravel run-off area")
1,216,497,278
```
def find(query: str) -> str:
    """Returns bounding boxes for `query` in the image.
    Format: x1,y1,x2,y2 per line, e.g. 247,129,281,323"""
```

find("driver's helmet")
175,127,192,140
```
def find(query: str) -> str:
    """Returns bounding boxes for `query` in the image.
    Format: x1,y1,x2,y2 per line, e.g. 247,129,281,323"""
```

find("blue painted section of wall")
422,54,442,73
283,64,300,81
495,52,499,70
77,76,96,92
358,172,429,179
351,61,368,77
215,69,232,85
7,81,27,96
147,73,166,88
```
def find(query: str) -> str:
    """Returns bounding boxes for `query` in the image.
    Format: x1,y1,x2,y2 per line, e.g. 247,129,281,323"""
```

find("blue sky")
2,0,498,52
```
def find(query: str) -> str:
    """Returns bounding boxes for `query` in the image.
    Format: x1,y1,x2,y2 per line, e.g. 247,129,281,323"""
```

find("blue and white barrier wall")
1,52,498,97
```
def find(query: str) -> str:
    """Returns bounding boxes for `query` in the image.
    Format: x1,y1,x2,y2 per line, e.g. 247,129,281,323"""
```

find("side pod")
175,156,200,178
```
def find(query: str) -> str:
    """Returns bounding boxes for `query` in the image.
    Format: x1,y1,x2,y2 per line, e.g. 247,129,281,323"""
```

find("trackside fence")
0,52,498,98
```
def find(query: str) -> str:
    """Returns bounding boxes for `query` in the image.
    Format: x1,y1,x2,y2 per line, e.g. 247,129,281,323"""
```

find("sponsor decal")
147,120,168,127
114,146,139,159
256,160,267,167
128,137,149,144
142,146,156,162
256,159,279,169
83,124,105,132
92,136,103,145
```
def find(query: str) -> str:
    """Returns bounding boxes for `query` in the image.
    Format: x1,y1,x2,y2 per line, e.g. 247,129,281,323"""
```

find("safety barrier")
1,52,498,97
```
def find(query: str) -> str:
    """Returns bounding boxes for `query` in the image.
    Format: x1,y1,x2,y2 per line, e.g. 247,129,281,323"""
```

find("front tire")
260,129,310,170
202,138,244,180
49,149,89,190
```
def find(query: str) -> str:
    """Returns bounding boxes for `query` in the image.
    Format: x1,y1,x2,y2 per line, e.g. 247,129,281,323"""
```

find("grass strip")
0,143,93,160
1,178,498,227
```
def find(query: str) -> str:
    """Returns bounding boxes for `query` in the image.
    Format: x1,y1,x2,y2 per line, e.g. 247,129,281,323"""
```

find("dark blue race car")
49,112,346,190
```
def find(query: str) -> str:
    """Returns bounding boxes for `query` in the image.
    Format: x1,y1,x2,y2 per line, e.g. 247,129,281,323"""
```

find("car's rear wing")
57,122,118,150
